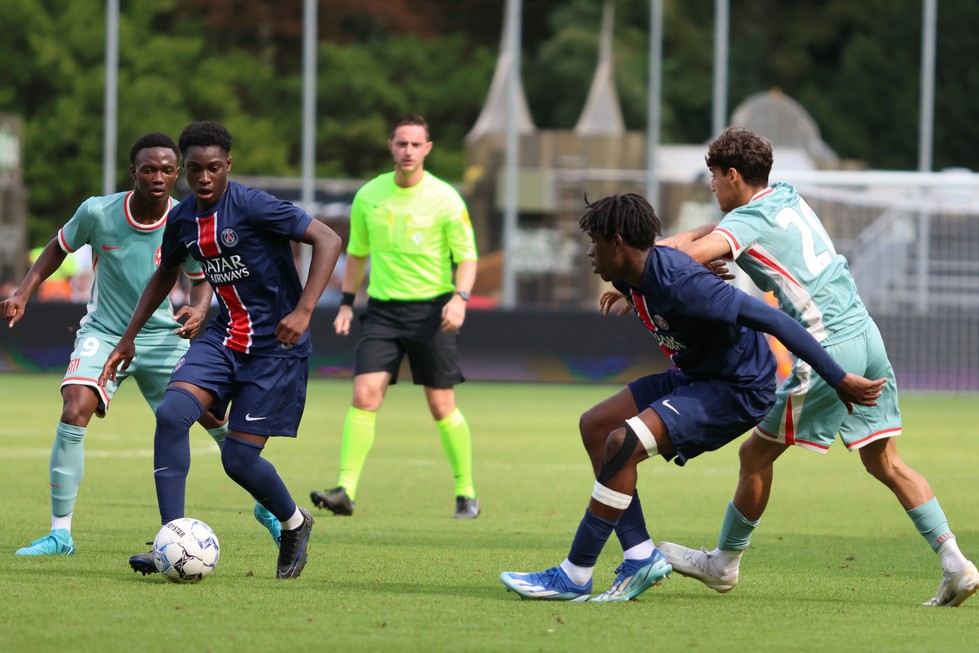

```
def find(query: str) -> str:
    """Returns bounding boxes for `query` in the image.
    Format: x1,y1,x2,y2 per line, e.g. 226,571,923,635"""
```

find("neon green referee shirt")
348,171,478,301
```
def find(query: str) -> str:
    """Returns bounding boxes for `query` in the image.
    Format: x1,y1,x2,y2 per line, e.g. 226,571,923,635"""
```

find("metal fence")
796,181,979,391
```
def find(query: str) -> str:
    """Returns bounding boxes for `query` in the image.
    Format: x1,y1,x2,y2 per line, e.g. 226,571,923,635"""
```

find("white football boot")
656,542,740,593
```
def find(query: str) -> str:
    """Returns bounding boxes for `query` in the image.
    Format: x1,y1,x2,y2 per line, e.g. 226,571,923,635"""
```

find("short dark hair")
578,193,661,249
178,120,233,157
390,114,430,140
129,132,179,165
706,126,773,186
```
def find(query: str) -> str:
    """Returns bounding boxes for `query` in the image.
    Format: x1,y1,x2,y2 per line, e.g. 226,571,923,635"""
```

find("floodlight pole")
711,0,729,138
501,0,522,308
102,0,119,195
645,0,663,209
918,0,936,173
915,0,937,315
299,0,318,283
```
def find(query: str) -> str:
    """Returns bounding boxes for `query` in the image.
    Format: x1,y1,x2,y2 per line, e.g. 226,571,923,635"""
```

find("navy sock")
154,387,204,523
221,436,297,520
568,509,617,568
614,491,649,551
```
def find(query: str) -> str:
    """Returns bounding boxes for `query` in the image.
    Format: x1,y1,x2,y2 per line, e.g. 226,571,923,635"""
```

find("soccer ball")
152,518,221,584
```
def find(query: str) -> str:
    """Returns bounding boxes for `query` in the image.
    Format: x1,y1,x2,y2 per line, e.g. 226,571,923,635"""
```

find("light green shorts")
61,327,190,417
754,319,902,453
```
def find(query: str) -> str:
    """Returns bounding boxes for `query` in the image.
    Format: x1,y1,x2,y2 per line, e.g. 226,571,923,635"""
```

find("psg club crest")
653,314,670,330
220,228,239,247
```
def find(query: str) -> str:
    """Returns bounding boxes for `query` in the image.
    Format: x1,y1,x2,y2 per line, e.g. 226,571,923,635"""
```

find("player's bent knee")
578,410,605,449
220,436,262,482
157,387,205,432
597,423,640,485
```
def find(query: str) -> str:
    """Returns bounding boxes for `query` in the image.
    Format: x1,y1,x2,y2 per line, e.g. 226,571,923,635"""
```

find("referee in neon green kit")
311,114,480,519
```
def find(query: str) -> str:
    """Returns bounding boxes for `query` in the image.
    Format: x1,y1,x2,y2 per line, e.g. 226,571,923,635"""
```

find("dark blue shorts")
629,368,775,466
170,338,309,437
354,294,463,388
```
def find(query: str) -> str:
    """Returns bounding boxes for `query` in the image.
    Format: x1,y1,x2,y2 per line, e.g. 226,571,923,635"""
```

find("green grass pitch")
1,374,977,652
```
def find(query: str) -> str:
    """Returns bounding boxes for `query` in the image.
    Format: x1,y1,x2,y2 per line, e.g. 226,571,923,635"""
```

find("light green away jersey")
348,171,478,301
713,182,869,344
58,191,204,343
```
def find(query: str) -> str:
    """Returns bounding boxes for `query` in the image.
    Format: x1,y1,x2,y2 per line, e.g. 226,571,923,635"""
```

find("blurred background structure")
0,115,28,300
1,0,977,389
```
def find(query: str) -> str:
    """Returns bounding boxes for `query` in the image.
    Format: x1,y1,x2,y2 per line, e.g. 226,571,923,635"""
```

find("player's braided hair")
129,132,178,164
578,193,661,249
706,126,773,186
178,120,233,157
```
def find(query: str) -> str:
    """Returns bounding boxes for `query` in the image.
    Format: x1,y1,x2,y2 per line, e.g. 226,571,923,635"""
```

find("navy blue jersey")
613,246,776,388
161,181,314,357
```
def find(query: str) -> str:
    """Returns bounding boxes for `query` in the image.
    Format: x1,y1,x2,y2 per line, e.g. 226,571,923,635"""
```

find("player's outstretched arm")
275,219,342,347
659,229,734,279
99,265,182,385
1,238,69,327
678,231,732,267
656,222,717,249
736,294,883,413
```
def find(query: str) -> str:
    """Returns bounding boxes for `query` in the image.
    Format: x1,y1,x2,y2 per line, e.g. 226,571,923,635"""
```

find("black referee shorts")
354,293,464,388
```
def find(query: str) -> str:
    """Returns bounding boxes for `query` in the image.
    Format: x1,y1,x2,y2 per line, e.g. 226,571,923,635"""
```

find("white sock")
715,548,744,572
623,540,655,560
52,514,72,532
282,508,304,531
938,539,968,573
560,559,593,586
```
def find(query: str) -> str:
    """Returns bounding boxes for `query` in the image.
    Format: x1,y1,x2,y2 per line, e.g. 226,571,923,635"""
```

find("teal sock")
908,497,953,552
718,500,759,551
206,423,228,449
50,422,86,518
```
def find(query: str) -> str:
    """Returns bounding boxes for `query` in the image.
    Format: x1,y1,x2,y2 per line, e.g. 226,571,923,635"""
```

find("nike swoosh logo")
244,414,267,422
102,244,122,250
153,467,169,474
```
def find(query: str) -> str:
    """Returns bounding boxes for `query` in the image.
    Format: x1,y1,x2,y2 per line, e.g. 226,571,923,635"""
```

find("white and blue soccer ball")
153,518,220,584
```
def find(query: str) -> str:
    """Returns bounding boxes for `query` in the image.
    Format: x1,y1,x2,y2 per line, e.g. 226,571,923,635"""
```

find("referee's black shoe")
310,486,355,516
454,496,480,519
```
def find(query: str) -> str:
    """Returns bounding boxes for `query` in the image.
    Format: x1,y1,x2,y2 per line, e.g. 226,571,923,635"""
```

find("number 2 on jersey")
774,199,836,277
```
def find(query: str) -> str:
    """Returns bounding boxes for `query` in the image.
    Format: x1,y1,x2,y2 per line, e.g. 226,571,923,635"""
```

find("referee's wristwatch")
455,290,470,302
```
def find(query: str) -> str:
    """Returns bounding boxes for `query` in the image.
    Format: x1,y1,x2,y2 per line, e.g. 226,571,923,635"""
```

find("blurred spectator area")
28,245,93,303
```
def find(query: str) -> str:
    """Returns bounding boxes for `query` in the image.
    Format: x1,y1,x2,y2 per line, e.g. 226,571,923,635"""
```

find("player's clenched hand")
834,374,887,414
99,340,136,386
173,305,206,339
275,310,310,348
334,305,353,336
0,295,28,327
599,290,632,317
